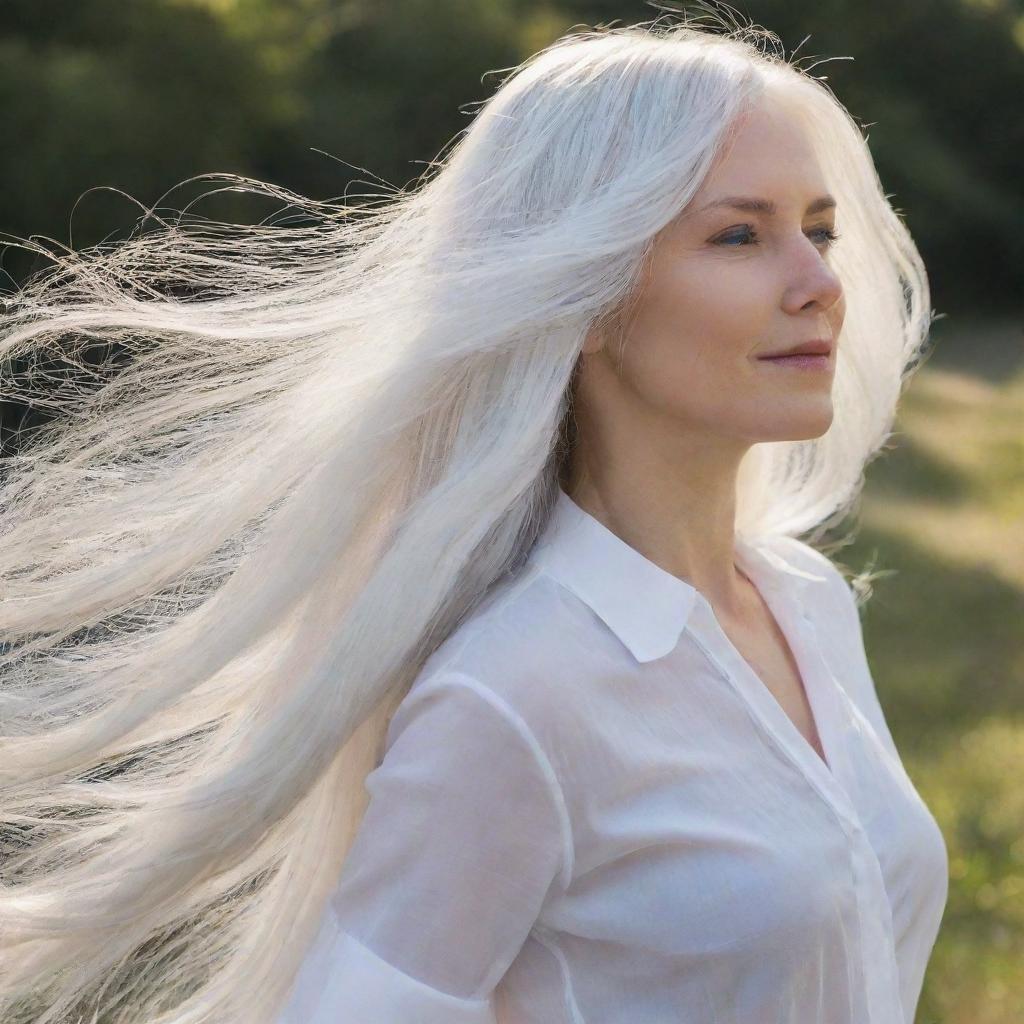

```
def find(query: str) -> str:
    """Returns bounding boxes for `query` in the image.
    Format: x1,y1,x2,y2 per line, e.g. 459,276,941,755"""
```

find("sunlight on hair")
0,8,933,1022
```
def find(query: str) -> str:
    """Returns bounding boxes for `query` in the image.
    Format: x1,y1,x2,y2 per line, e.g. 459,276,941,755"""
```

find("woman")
0,13,948,1024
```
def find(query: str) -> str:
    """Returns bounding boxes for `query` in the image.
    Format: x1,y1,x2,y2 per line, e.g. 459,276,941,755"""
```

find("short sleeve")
772,536,903,763
278,671,570,1024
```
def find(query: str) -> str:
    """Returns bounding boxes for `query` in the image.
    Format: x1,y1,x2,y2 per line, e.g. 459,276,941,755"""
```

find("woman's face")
588,93,846,446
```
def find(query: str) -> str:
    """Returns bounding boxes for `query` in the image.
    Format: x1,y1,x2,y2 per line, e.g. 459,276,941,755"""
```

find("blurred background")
0,1,1021,1020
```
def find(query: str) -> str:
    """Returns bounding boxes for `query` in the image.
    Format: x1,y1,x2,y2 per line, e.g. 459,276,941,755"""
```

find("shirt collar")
528,488,827,664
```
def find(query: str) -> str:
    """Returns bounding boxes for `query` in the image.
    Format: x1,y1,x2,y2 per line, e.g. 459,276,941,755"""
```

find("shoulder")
758,532,843,577
413,563,602,713
400,563,614,808
753,533,870,659
757,534,858,607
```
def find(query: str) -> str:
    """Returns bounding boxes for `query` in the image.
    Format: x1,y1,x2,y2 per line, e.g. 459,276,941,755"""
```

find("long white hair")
0,13,932,1024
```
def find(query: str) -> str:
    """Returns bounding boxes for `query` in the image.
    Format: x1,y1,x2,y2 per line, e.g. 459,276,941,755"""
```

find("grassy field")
843,314,1024,1023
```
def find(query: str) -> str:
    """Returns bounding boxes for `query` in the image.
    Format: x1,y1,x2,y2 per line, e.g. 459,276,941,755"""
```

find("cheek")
620,261,773,400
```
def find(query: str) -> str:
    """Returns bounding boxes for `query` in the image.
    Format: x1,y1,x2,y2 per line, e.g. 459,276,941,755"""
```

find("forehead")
689,97,829,211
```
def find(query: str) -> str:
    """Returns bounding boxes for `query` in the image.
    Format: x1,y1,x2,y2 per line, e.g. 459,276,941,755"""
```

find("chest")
539,610,946,970
717,603,828,766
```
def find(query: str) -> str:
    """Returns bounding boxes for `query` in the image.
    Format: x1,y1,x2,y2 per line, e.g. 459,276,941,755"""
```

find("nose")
783,242,844,318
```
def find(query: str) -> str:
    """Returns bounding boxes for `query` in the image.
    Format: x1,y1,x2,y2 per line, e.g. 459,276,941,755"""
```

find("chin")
756,406,835,442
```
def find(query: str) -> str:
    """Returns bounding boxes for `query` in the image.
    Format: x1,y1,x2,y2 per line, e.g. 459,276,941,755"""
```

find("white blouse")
278,488,949,1024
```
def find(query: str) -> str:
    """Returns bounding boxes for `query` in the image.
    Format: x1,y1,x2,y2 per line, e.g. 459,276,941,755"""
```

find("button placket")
689,591,907,1023
687,593,859,832
797,609,906,1023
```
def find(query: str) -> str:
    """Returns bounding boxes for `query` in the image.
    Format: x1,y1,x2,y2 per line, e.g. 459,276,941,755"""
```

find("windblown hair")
0,11,932,1024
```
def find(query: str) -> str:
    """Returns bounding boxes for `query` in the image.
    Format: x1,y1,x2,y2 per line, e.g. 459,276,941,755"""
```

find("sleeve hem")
279,911,498,1024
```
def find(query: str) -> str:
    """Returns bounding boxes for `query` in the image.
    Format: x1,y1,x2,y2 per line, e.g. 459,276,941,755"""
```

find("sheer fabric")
277,488,949,1024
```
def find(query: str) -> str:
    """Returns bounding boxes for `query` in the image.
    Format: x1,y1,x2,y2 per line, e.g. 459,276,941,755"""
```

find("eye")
712,225,842,249
714,225,760,247
810,226,842,249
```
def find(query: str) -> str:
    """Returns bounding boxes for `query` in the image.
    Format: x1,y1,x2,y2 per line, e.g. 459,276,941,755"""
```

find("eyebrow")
693,194,837,217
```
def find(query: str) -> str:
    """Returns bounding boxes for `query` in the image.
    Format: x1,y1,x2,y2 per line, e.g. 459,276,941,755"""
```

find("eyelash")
714,226,842,249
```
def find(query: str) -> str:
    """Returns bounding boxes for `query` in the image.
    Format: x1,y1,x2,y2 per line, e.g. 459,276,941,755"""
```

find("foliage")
1,0,1021,311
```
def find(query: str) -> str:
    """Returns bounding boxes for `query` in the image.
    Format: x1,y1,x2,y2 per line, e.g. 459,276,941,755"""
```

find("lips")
758,339,833,359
